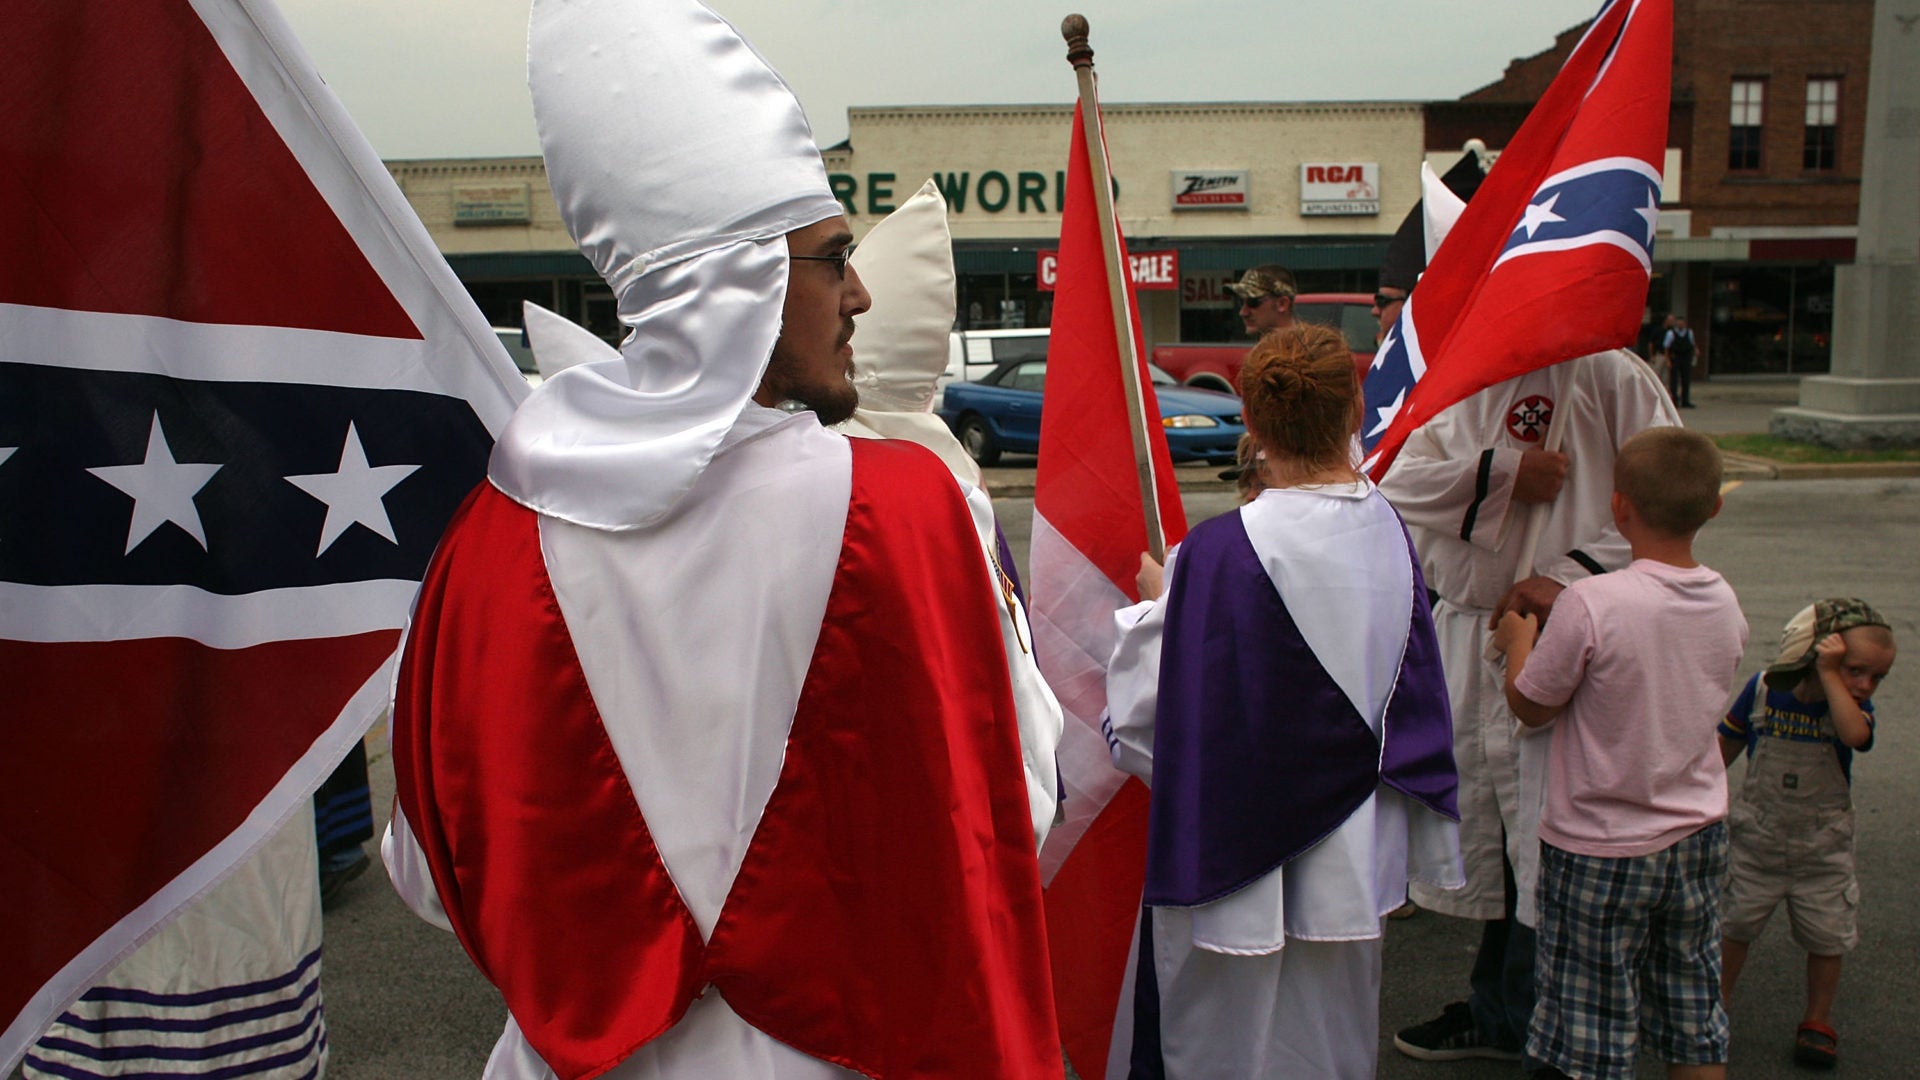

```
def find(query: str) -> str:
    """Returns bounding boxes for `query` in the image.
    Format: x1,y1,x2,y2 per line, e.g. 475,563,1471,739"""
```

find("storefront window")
1177,267,1375,343
461,278,623,345
582,284,621,343
956,273,1049,331
1707,264,1833,375
464,280,560,332
1635,273,1674,357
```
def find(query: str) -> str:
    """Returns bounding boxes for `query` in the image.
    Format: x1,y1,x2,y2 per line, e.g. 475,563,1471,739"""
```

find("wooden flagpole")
1062,14,1166,563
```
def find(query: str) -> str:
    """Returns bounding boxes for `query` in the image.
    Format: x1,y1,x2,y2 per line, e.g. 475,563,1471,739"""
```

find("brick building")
1427,0,1873,376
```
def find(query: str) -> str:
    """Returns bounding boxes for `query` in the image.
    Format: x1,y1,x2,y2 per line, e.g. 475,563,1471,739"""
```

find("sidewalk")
980,376,1920,496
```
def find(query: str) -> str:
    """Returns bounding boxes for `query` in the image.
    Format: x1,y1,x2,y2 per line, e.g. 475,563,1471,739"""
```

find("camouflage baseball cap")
1762,598,1890,690
1227,264,1297,301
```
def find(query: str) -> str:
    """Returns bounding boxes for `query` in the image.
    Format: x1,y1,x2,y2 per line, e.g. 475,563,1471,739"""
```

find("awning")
952,238,1390,275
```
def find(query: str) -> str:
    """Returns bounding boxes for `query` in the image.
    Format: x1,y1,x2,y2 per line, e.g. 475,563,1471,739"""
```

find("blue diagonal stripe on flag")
1495,157,1663,273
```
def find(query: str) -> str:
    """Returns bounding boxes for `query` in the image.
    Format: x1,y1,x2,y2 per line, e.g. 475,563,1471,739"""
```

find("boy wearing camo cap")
1718,599,1897,1070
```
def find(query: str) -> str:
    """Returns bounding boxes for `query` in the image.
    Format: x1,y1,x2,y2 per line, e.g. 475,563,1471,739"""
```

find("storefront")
385,156,620,342
822,102,1421,346
391,101,1434,348
1703,235,1852,376
1652,233,1851,377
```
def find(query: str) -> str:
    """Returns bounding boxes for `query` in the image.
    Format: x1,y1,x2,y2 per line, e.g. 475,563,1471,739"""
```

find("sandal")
1794,1022,1839,1070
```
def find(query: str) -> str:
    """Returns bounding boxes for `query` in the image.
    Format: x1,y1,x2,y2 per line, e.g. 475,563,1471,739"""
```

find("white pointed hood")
489,0,845,529
834,180,981,488
1421,161,1470,265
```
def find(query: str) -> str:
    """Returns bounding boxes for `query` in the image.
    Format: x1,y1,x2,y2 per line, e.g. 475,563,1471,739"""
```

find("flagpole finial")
1062,15,1093,69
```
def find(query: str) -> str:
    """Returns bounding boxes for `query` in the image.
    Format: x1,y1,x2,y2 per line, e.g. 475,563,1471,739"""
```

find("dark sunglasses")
791,247,856,279
1237,294,1270,310
1373,291,1408,308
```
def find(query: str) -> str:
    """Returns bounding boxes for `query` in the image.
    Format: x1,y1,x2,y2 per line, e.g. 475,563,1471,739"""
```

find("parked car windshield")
1006,360,1046,392
990,360,1184,390
990,336,1048,365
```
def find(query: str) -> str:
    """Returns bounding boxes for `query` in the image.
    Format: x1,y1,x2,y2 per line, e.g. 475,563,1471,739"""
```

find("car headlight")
1161,414,1219,429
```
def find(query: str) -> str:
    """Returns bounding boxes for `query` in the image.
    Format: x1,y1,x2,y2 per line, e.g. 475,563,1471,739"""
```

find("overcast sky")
277,0,1604,160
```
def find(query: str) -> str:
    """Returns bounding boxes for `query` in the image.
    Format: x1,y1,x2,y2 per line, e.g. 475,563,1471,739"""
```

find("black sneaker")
1392,1001,1522,1062
320,850,371,910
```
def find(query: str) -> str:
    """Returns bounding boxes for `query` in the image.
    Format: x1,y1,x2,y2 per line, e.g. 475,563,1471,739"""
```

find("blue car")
939,358,1245,466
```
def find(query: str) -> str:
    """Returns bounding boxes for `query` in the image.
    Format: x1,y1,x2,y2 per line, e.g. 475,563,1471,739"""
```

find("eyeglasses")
791,248,856,280
1237,295,1270,311
1373,291,1408,309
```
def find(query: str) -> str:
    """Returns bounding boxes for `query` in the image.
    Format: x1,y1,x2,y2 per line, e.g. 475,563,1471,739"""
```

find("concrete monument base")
1772,399,1920,449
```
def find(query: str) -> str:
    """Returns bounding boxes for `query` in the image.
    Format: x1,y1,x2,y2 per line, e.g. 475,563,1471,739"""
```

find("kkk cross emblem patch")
1506,395,1554,442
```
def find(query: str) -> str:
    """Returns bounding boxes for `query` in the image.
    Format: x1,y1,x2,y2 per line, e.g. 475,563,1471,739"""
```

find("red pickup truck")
1151,292,1379,393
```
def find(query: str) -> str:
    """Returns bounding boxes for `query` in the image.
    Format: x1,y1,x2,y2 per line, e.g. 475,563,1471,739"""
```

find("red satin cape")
393,438,1061,1079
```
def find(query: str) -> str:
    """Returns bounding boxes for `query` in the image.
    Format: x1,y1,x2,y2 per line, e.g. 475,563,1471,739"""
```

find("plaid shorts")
1529,823,1731,1079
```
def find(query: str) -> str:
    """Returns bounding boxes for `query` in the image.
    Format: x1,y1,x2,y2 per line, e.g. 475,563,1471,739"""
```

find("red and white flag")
0,0,525,1069
1361,0,1671,477
1028,99,1187,1080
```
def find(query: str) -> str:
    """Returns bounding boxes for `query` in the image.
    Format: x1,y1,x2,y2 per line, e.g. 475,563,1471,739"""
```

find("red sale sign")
1037,248,1178,292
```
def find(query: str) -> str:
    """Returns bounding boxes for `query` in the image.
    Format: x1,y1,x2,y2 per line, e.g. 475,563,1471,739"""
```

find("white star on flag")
1636,189,1661,243
285,422,421,556
1371,327,1399,371
1366,386,1407,439
0,447,15,469
87,413,223,554
1517,193,1566,238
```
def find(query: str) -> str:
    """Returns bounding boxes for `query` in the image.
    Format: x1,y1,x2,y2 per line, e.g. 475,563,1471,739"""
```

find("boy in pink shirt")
1493,427,1748,1080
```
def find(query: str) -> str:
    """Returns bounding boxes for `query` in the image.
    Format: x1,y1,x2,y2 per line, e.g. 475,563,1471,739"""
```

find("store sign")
1171,169,1249,210
452,183,532,226
1036,249,1179,292
1299,162,1379,216
828,171,1115,216
1181,270,1241,310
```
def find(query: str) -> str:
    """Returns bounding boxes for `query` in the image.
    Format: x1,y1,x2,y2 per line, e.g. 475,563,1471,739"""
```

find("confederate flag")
1361,0,1671,478
0,0,524,1068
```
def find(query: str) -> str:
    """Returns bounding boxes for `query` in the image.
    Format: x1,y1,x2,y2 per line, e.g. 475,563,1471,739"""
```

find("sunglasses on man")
1373,291,1408,309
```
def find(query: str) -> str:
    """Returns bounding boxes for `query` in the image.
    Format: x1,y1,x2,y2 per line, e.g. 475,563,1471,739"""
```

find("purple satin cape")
1142,510,1456,908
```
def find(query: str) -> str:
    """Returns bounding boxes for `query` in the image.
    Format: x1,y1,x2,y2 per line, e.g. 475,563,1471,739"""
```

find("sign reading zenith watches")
1171,170,1249,210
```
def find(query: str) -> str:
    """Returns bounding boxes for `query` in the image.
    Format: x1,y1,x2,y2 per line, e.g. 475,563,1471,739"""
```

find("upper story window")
1805,77,1840,170
1730,78,1765,171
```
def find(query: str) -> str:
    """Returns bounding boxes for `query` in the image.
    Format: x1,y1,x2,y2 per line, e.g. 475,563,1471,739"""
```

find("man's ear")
1610,489,1632,529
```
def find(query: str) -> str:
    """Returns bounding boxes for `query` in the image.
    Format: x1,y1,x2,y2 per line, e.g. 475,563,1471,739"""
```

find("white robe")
1376,350,1678,923
1103,481,1462,1080
28,812,327,1079
384,405,1062,1079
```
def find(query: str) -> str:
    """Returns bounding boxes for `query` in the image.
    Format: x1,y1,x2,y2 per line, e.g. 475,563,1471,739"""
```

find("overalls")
1725,703,1858,953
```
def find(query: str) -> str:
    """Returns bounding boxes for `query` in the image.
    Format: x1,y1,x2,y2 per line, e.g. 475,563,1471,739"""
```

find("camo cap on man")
1226,264,1297,301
